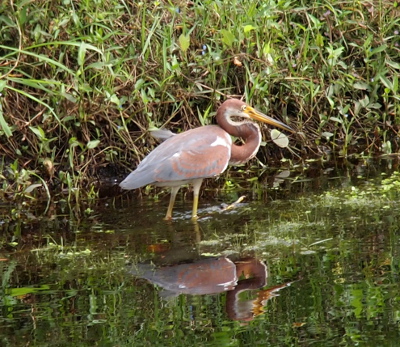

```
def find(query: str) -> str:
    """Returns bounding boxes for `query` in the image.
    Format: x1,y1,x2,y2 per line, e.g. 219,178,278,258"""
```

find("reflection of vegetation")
2,166,400,344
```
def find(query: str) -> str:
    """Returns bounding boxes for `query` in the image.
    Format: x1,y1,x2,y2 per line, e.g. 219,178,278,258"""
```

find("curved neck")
216,111,261,165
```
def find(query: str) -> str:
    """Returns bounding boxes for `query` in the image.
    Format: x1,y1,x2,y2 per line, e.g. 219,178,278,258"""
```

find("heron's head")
219,99,294,133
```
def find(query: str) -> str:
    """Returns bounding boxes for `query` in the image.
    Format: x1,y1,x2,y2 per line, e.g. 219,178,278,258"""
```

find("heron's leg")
165,186,180,220
191,179,203,220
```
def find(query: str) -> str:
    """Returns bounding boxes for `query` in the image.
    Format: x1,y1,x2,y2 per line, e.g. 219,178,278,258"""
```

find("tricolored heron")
120,99,294,220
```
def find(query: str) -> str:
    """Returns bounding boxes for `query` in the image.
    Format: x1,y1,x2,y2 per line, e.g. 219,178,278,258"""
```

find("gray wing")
150,129,176,142
119,125,232,189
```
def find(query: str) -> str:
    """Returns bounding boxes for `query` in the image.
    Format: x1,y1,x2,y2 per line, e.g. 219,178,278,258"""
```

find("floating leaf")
270,129,289,148
178,33,190,52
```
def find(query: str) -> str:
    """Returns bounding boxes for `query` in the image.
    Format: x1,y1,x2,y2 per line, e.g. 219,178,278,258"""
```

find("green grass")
1,0,400,196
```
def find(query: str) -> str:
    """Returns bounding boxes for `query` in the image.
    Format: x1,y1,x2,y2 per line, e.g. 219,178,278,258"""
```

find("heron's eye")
241,105,246,111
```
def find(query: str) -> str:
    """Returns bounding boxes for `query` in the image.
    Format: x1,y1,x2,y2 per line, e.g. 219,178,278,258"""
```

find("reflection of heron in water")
128,257,294,321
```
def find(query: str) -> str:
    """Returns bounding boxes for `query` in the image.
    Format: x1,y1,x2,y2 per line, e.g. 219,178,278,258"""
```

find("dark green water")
1,159,400,346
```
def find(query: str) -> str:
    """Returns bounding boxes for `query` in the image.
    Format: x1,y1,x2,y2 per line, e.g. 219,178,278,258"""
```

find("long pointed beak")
245,106,294,133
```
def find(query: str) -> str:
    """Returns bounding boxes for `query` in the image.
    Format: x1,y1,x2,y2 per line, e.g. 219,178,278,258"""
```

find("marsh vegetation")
1,0,399,198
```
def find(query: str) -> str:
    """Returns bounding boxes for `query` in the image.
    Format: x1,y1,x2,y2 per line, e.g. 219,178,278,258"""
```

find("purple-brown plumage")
119,125,231,189
120,99,294,219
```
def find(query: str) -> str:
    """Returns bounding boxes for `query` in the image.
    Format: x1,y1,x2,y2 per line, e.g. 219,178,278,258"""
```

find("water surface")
1,159,400,346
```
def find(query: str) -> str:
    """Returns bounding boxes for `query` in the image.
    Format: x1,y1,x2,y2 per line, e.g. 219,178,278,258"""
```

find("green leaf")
307,13,321,27
29,126,46,140
25,184,43,193
178,33,190,52
0,44,75,75
322,132,334,139
0,15,16,27
7,77,57,94
86,62,107,70
69,137,80,147
380,76,393,90
0,80,6,92
87,140,100,149
0,105,13,138
109,94,120,105
359,95,370,108
370,44,387,55
220,29,236,47
316,33,324,47
78,42,86,67
270,129,289,148
369,103,382,109
386,59,400,70
354,101,361,115
353,82,370,90
329,117,343,124
6,285,50,297
243,25,256,34
18,6,27,25
134,78,145,90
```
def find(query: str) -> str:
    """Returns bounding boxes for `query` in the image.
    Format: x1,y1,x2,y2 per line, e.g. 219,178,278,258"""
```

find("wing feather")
119,125,232,189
